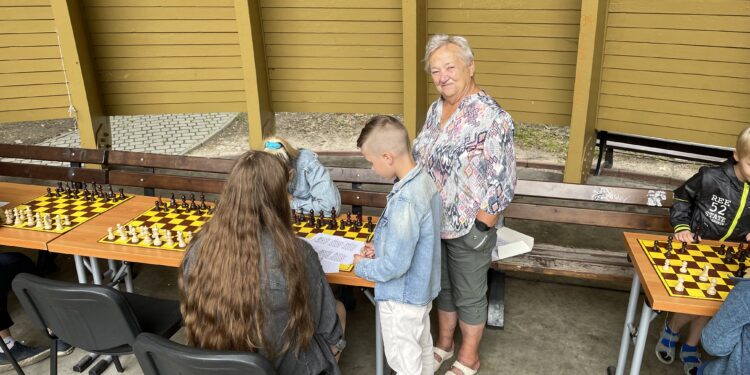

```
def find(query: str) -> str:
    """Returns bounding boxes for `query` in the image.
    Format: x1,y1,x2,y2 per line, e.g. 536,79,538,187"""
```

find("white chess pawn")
143,233,153,245
165,230,174,246
43,216,52,230
119,226,128,241
151,226,159,238
55,215,63,231
129,226,136,236
107,227,115,240
675,276,686,292
707,277,717,296
62,215,71,226
130,232,139,244
662,258,671,271
13,210,22,226
176,231,186,248
699,264,710,282
34,212,42,228
152,232,162,246
680,261,688,274
3,209,12,225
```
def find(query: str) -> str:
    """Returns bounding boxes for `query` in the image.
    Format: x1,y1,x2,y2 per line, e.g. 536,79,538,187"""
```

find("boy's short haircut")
357,115,410,154
737,127,750,158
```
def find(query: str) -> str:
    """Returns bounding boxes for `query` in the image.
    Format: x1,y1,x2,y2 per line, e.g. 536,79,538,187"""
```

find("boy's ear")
382,152,394,165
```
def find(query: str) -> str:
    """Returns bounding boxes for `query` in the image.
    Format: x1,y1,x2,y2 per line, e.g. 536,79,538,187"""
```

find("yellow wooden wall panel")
99,69,243,82
103,91,245,106
597,2,750,146
0,2,69,123
84,0,235,7
90,33,239,46
87,20,237,33
0,108,70,123
606,28,750,49
0,84,67,99
603,68,750,94
427,0,580,126
101,80,245,94
85,7,237,20
104,102,246,115
95,56,243,70
430,0,581,10
263,0,403,114
608,0,750,16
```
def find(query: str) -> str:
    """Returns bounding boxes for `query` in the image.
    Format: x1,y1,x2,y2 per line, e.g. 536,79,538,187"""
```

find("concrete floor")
1,166,693,374
1,249,687,375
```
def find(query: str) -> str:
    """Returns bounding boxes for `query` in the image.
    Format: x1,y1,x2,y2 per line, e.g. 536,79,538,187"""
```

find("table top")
0,182,60,250
48,195,374,288
624,232,725,316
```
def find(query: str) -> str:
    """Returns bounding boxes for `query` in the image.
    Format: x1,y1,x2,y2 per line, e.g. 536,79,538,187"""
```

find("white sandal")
432,346,454,372
445,360,478,375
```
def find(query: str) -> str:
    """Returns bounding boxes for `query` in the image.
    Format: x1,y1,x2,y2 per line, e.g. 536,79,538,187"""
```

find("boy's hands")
674,230,697,243
745,233,750,242
362,242,375,258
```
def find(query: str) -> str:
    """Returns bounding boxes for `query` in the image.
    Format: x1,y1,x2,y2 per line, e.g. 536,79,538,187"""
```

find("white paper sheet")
492,226,534,261
305,233,365,273
0,201,8,209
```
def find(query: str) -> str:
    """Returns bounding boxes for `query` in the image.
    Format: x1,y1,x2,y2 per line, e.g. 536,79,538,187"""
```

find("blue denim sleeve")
701,281,750,356
291,160,341,215
354,198,421,283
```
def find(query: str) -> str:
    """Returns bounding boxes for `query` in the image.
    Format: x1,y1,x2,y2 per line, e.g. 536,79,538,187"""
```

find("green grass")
514,123,569,157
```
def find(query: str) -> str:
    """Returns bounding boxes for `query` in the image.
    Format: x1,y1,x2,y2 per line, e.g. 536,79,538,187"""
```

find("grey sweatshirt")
701,277,750,375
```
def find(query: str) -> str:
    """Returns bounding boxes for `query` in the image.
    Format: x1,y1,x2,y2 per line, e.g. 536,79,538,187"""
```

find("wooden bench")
595,131,733,175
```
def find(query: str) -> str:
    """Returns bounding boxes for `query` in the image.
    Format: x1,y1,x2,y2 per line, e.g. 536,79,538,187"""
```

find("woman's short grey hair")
423,34,475,73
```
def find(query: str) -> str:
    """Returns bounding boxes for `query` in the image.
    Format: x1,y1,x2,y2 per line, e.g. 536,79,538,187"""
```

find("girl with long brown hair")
179,151,344,375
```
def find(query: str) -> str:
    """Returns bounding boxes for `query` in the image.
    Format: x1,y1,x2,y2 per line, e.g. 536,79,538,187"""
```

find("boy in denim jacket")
352,115,441,375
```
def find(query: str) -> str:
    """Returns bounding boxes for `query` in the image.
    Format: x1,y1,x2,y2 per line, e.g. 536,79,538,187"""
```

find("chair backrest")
11,273,143,353
134,333,276,375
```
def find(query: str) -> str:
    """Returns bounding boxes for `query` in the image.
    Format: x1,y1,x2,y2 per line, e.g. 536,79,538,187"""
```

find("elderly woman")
413,34,517,375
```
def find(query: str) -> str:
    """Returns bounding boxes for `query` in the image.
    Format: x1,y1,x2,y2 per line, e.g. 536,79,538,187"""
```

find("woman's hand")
476,210,498,228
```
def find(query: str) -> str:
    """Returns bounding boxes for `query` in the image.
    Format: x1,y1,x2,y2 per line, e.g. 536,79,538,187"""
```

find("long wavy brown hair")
179,151,313,357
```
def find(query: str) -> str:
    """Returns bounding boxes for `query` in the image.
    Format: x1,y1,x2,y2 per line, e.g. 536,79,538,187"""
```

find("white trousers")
379,300,433,375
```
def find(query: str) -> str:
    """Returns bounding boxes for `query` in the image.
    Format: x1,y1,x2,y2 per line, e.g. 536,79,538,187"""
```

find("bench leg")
603,147,614,169
486,268,505,330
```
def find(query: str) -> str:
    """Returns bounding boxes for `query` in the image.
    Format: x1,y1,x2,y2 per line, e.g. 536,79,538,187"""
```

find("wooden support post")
402,0,428,140
563,0,609,183
235,0,274,150
50,0,110,150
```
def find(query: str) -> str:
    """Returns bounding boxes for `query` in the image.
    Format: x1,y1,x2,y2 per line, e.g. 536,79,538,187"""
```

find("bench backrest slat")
516,180,673,207
504,202,672,232
108,170,226,194
0,144,106,164
108,151,236,173
0,161,106,183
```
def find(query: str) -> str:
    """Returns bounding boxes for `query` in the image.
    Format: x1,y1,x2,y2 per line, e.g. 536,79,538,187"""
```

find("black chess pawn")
181,195,188,209
331,207,337,220
200,193,207,210
189,198,198,212
356,212,363,226
327,218,336,230
740,251,747,264
65,186,72,199
170,193,177,209
119,188,125,200
108,185,115,198
46,187,52,197
339,220,346,230
346,212,352,226
727,249,735,263
680,241,687,253
155,200,161,210
367,216,374,232
737,263,747,278
719,244,726,256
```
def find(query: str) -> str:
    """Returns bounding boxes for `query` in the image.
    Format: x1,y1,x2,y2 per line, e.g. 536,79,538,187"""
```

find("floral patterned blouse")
413,91,517,239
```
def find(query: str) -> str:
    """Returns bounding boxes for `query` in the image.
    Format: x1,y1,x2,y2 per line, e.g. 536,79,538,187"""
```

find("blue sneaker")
655,322,680,364
0,342,50,371
56,340,75,356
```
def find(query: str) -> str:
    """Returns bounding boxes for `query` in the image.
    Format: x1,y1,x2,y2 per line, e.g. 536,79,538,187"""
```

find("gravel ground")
0,113,704,182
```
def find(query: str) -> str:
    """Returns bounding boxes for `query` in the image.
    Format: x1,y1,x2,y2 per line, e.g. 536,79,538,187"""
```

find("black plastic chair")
0,336,26,375
134,332,276,375
11,273,182,375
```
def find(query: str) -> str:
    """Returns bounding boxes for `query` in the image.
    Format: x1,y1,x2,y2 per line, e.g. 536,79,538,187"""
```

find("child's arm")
701,281,750,356
354,200,421,283
671,170,704,241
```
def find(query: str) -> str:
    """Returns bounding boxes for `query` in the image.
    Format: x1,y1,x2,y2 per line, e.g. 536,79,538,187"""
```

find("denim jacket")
354,164,441,305
290,149,341,216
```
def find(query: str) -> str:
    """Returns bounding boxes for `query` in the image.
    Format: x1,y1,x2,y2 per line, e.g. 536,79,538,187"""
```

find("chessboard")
292,210,377,243
1,182,132,234
639,238,750,302
98,194,214,251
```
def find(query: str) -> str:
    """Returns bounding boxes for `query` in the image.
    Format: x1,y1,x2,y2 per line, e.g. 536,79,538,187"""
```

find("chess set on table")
1,182,132,234
639,235,750,302
98,193,215,251
292,208,376,242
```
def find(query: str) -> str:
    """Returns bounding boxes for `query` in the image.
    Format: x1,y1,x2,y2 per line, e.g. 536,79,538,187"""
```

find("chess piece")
151,226,160,239
170,193,177,209
3,210,12,225
706,278,717,296
119,188,125,200
63,215,71,226
356,212,363,226
130,232,139,244
339,220,345,230
107,227,115,240
181,195,188,209
43,215,52,230
46,187,52,197
331,207,337,219
675,276,686,292
143,233,153,245
200,193,206,210
119,227,128,241
177,231,186,248
727,249,735,263
13,209,22,226
680,260,688,274
34,212,42,228
165,230,174,246
699,264,710,282
108,185,115,198
346,212,352,226
153,232,162,246
155,200,161,210
737,263,747,278
367,216,374,232
718,244,726,256
662,258,671,272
